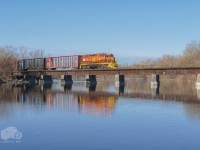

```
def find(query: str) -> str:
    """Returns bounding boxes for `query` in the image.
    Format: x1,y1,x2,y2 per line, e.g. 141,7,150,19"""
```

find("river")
0,80,200,150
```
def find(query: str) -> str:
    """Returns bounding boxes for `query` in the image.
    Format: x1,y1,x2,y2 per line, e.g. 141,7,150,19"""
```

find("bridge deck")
15,67,200,77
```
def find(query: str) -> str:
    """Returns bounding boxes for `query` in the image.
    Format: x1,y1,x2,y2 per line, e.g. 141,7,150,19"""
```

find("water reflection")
63,83,73,91
0,83,118,117
1,81,200,150
123,80,200,102
1,80,200,119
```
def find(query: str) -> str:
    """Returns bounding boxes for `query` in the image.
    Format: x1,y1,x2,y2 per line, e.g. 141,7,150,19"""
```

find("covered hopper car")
18,53,118,71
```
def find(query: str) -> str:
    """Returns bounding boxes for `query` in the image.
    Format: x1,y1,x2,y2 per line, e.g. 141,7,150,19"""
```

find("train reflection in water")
17,82,118,116
1,80,200,118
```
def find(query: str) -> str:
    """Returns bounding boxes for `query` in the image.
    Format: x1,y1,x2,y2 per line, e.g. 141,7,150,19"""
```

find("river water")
0,80,200,150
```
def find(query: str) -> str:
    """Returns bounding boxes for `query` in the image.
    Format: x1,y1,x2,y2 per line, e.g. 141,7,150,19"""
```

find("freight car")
18,58,45,70
18,53,118,71
45,55,80,70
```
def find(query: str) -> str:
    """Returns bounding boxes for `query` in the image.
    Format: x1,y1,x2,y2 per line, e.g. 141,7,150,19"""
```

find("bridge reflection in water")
1,80,200,118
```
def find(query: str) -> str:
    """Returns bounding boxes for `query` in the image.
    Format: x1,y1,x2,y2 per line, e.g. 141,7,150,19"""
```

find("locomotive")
18,53,118,71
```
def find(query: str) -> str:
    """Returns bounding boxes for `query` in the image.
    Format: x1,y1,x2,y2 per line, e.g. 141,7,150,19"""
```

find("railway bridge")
15,67,200,88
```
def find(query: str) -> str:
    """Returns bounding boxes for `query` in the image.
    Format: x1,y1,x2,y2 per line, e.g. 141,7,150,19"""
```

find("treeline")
0,46,43,79
1,41,200,79
127,41,200,68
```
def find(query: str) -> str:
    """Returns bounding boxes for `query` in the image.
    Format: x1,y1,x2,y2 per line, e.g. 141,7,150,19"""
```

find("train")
18,53,118,71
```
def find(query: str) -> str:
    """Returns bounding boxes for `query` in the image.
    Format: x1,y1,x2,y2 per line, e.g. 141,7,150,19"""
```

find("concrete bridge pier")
196,88,200,101
63,83,73,91
88,83,96,91
115,74,125,87
40,83,52,91
39,75,53,85
115,84,125,95
195,74,200,88
22,75,37,84
60,75,73,91
151,86,160,98
151,74,160,88
115,74,125,95
85,75,97,87
60,75,73,85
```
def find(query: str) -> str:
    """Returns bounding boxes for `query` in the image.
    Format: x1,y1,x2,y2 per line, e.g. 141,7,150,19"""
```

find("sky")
0,0,200,63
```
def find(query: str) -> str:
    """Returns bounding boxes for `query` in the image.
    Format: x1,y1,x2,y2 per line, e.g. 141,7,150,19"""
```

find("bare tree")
0,46,45,80
129,41,200,68
174,41,200,67
0,46,18,78
18,46,29,59
29,49,44,58
155,55,178,68
139,58,156,68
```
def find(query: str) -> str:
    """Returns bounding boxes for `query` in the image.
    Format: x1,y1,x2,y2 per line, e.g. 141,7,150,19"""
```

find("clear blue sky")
0,0,200,62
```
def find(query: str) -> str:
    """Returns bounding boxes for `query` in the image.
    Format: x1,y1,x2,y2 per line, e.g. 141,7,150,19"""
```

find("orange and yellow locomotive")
80,53,118,69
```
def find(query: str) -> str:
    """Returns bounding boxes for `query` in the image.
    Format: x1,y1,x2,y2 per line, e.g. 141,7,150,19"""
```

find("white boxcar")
45,55,80,69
